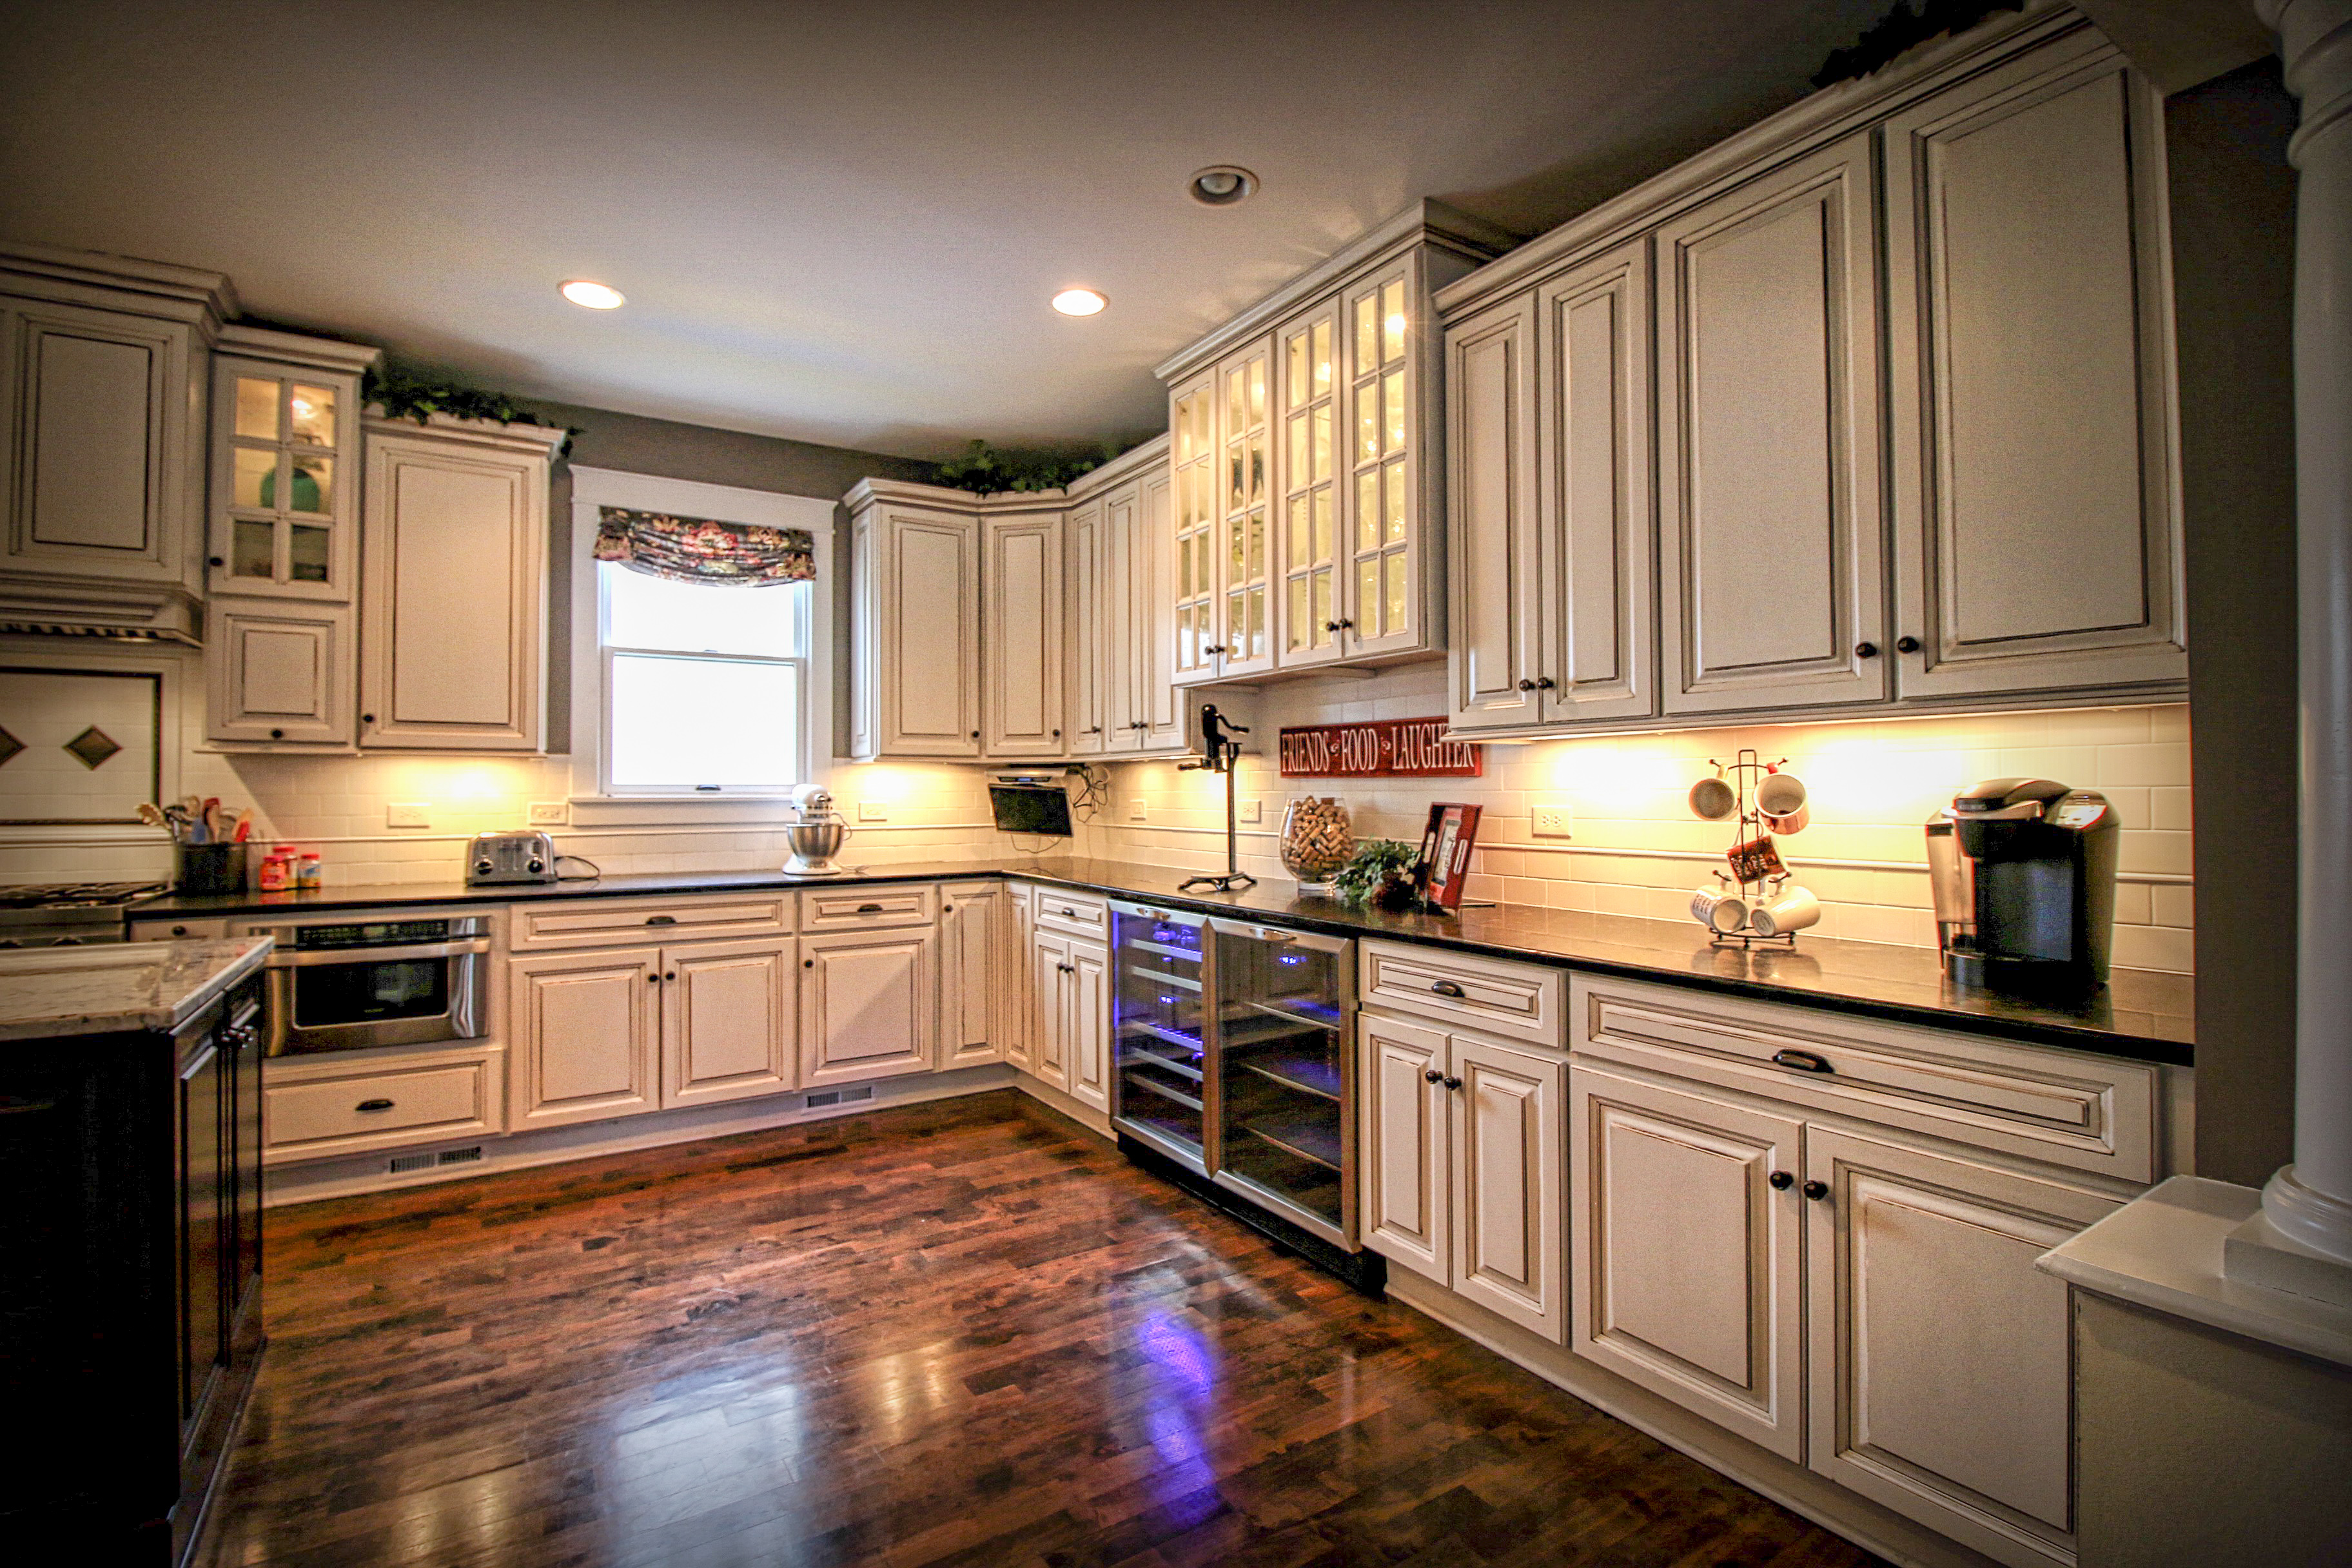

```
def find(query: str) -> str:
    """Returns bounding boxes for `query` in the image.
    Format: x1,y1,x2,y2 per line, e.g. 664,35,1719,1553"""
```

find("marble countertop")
134,857,2191,1064
0,937,273,1043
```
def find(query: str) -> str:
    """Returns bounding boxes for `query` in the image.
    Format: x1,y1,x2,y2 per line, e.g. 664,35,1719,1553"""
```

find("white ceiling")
0,0,1888,459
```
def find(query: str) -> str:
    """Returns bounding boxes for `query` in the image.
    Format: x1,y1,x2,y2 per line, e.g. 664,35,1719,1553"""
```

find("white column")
2258,0,2352,1264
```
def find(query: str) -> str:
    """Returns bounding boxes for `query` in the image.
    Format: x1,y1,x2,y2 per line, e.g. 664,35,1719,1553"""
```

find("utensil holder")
172,842,248,895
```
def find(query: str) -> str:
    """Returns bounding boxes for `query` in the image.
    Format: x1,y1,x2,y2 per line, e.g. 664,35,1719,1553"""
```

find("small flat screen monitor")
989,784,1073,838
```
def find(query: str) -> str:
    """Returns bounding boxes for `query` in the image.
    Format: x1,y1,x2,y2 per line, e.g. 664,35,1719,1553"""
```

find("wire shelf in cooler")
1237,1050,1341,1102
1124,936,1202,963
1217,1010,1333,1052
1122,1068,1204,1114
1119,1019,1206,1060
1240,1112,1344,1172
1125,964,1201,993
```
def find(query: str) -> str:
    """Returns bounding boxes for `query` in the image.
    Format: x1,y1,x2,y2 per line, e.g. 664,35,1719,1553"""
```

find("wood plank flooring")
199,1090,1885,1567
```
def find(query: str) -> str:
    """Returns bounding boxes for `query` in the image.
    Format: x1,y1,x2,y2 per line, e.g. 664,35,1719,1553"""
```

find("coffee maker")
1926,778,2119,995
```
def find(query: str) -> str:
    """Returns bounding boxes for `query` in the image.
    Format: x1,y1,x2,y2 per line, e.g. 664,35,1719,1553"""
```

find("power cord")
1063,763,1110,823
554,854,602,881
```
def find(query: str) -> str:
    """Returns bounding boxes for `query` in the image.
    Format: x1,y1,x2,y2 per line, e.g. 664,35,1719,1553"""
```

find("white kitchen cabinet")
0,247,228,641
799,924,937,1089
1806,1127,2117,1568
982,506,1064,757
1275,297,1345,670
1002,883,1035,1072
206,327,375,604
1357,1010,1565,1342
260,1043,506,1165
1338,260,1428,662
662,937,796,1108
358,415,558,751
1655,134,1886,717
1023,921,1109,1107
1569,1065,1807,1459
1444,292,1543,730
1882,34,2185,700
1134,466,1185,750
1066,495,1110,756
1062,442,1184,758
1028,928,1071,1090
1097,481,1142,751
1168,371,1220,687
938,882,1004,1070
1209,331,1278,679
845,485,983,760
511,946,663,1130
205,603,351,747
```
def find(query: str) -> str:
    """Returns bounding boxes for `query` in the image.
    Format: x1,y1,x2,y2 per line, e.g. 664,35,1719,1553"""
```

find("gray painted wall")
2169,59,2300,1186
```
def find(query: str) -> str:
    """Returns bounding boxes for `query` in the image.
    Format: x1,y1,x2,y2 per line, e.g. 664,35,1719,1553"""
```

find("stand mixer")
784,783,848,876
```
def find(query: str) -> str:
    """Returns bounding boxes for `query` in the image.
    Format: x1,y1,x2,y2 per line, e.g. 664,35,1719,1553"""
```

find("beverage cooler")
1110,902,1371,1282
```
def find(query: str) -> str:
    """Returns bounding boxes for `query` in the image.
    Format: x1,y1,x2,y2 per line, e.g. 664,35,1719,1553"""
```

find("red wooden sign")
1277,718,1483,778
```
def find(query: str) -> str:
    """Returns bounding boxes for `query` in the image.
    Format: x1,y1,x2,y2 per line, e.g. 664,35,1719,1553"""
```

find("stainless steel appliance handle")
266,938,492,968
1207,917,1349,954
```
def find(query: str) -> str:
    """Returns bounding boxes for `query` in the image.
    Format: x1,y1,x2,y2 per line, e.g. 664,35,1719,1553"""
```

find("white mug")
1689,776,1738,821
1691,886,1751,934
1749,883,1821,937
1756,770,1808,834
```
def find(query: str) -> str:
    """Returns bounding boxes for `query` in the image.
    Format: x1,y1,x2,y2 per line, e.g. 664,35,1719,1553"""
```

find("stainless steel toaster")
467,830,556,887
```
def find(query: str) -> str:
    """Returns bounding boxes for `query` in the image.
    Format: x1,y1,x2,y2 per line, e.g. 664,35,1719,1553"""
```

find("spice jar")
1279,797,1355,887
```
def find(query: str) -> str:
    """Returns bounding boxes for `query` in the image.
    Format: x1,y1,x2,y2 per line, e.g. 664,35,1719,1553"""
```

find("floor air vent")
386,1145,485,1175
803,1085,876,1110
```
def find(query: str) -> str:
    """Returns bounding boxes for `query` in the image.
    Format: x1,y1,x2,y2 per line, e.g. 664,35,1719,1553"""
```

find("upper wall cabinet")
982,504,1064,758
1436,5,2185,738
359,414,561,752
1158,201,1512,685
1881,30,2184,698
846,484,983,761
0,245,232,642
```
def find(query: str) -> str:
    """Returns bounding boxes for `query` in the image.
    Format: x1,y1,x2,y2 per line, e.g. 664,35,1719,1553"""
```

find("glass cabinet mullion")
1345,270,1413,647
210,357,355,602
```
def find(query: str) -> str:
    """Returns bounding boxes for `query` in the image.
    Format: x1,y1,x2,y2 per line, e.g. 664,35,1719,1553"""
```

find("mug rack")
1703,747,1797,950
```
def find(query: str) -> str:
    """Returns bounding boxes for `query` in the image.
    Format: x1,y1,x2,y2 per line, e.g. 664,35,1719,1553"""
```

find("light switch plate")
1533,804,1574,839
1128,801,1148,822
858,802,888,821
527,801,569,827
387,803,431,830
1239,799,1262,824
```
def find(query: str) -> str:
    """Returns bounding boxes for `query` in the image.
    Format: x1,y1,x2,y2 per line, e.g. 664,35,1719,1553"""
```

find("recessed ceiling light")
1052,288,1108,317
560,279,625,309
1188,166,1258,206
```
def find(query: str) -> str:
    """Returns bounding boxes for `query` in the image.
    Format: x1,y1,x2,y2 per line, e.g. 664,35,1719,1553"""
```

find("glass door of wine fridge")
1206,919,1354,1246
1109,904,1210,1169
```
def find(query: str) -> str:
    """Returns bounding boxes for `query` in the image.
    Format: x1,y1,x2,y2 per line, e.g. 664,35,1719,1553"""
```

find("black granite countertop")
133,856,2192,1066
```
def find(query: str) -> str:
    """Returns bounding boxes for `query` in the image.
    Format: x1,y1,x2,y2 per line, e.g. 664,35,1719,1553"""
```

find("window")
598,564,810,795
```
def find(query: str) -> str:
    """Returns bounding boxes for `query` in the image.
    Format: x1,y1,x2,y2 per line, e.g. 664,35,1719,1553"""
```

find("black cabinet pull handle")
356,1098,394,1112
1769,1170,1794,1190
1442,1075,1463,1091
1802,1179,1830,1201
1423,1068,1444,1084
857,903,884,914
1771,1048,1833,1073
1430,980,1466,998
1854,641,1878,659
645,914,677,925
1896,635,1922,654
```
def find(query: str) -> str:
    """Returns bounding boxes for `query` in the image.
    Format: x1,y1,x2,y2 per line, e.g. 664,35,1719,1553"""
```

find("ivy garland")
1811,0,2024,88
362,367,581,458
933,438,1112,496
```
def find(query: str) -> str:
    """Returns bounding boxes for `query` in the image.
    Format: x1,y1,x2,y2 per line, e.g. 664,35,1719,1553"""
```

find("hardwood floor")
200,1090,1885,1568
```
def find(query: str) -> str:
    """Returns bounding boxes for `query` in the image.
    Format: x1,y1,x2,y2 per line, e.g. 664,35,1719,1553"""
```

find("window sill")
567,796,805,828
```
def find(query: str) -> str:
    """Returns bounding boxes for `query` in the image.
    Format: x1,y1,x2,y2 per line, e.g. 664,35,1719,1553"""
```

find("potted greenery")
1328,838,1425,912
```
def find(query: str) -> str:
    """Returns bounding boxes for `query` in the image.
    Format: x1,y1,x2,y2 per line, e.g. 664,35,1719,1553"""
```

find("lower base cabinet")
263,1043,506,1163
800,925,936,1088
664,939,796,1107
1024,923,1110,1111
1359,1010,1565,1342
939,882,1007,1070
1570,1063,2118,1568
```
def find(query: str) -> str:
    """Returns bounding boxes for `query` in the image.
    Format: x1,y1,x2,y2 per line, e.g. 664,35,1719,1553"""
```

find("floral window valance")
594,507,814,586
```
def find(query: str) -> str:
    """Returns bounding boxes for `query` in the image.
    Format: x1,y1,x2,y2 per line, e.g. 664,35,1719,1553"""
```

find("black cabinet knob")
1442,1075,1463,1091
268,727,285,740
1052,729,1061,738
804,957,814,968
360,713,375,725
1423,1068,1444,1084
970,729,981,740
1896,635,1921,654
1324,618,1353,632
171,925,188,937
208,555,225,567
1802,1179,1829,1201
1088,725,1102,734
1535,676,1556,690
1769,1170,1794,1190
1516,678,1536,692
1854,642,1877,659
665,970,677,981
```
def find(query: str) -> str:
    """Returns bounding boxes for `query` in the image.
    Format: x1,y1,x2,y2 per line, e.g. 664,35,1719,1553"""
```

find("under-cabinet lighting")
1052,288,1107,317
560,279,626,309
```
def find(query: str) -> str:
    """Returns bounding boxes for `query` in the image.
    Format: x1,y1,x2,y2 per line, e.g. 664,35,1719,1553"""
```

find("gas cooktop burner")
0,881,168,910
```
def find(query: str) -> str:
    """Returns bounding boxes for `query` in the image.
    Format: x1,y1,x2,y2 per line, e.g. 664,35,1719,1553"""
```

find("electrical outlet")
527,801,569,827
1128,800,1148,822
858,801,888,822
1533,804,1574,839
1239,799,1262,824
386,803,431,830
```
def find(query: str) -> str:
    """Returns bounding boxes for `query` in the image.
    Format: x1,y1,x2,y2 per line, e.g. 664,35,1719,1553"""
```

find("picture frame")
1416,802,1483,912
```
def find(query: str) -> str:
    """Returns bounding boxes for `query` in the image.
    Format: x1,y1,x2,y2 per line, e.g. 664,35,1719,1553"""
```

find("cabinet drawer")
264,1049,504,1162
1031,888,1108,938
799,883,937,932
1361,939,1565,1049
1573,976,2159,1182
510,893,792,950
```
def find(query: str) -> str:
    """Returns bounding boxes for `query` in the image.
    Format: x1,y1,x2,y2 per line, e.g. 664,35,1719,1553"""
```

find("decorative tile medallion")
64,725,123,770
0,727,20,768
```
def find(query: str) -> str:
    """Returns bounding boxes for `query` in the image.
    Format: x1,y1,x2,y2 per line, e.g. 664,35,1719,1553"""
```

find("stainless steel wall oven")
242,913,491,1056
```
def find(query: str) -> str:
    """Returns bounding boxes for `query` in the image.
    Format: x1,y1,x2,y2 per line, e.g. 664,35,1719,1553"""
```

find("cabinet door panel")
800,927,936,1088
1168,375,1220,687
1359,1013,1449,1279
512,948,660,1128
1002,885,1035,1071
984,511,1064,756
8,305,190,579
871,509,981,756
1213,335,1278,677
939,885,1002,1069
1101,484,1141,749
1807,1126,2116,1566
1066,500,1107,754
207,604,351,746
1656,136,1886,714
664,939,794,1107
1135,467,1185,750
1571,1066,1805,1458
1067,938,1111,1112
1451,1035,1564,1342
1028,928,1069,1089
1445,294,1542,730
1537,240,1654,723
1886,46,2184,696
1275,298,1344,670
